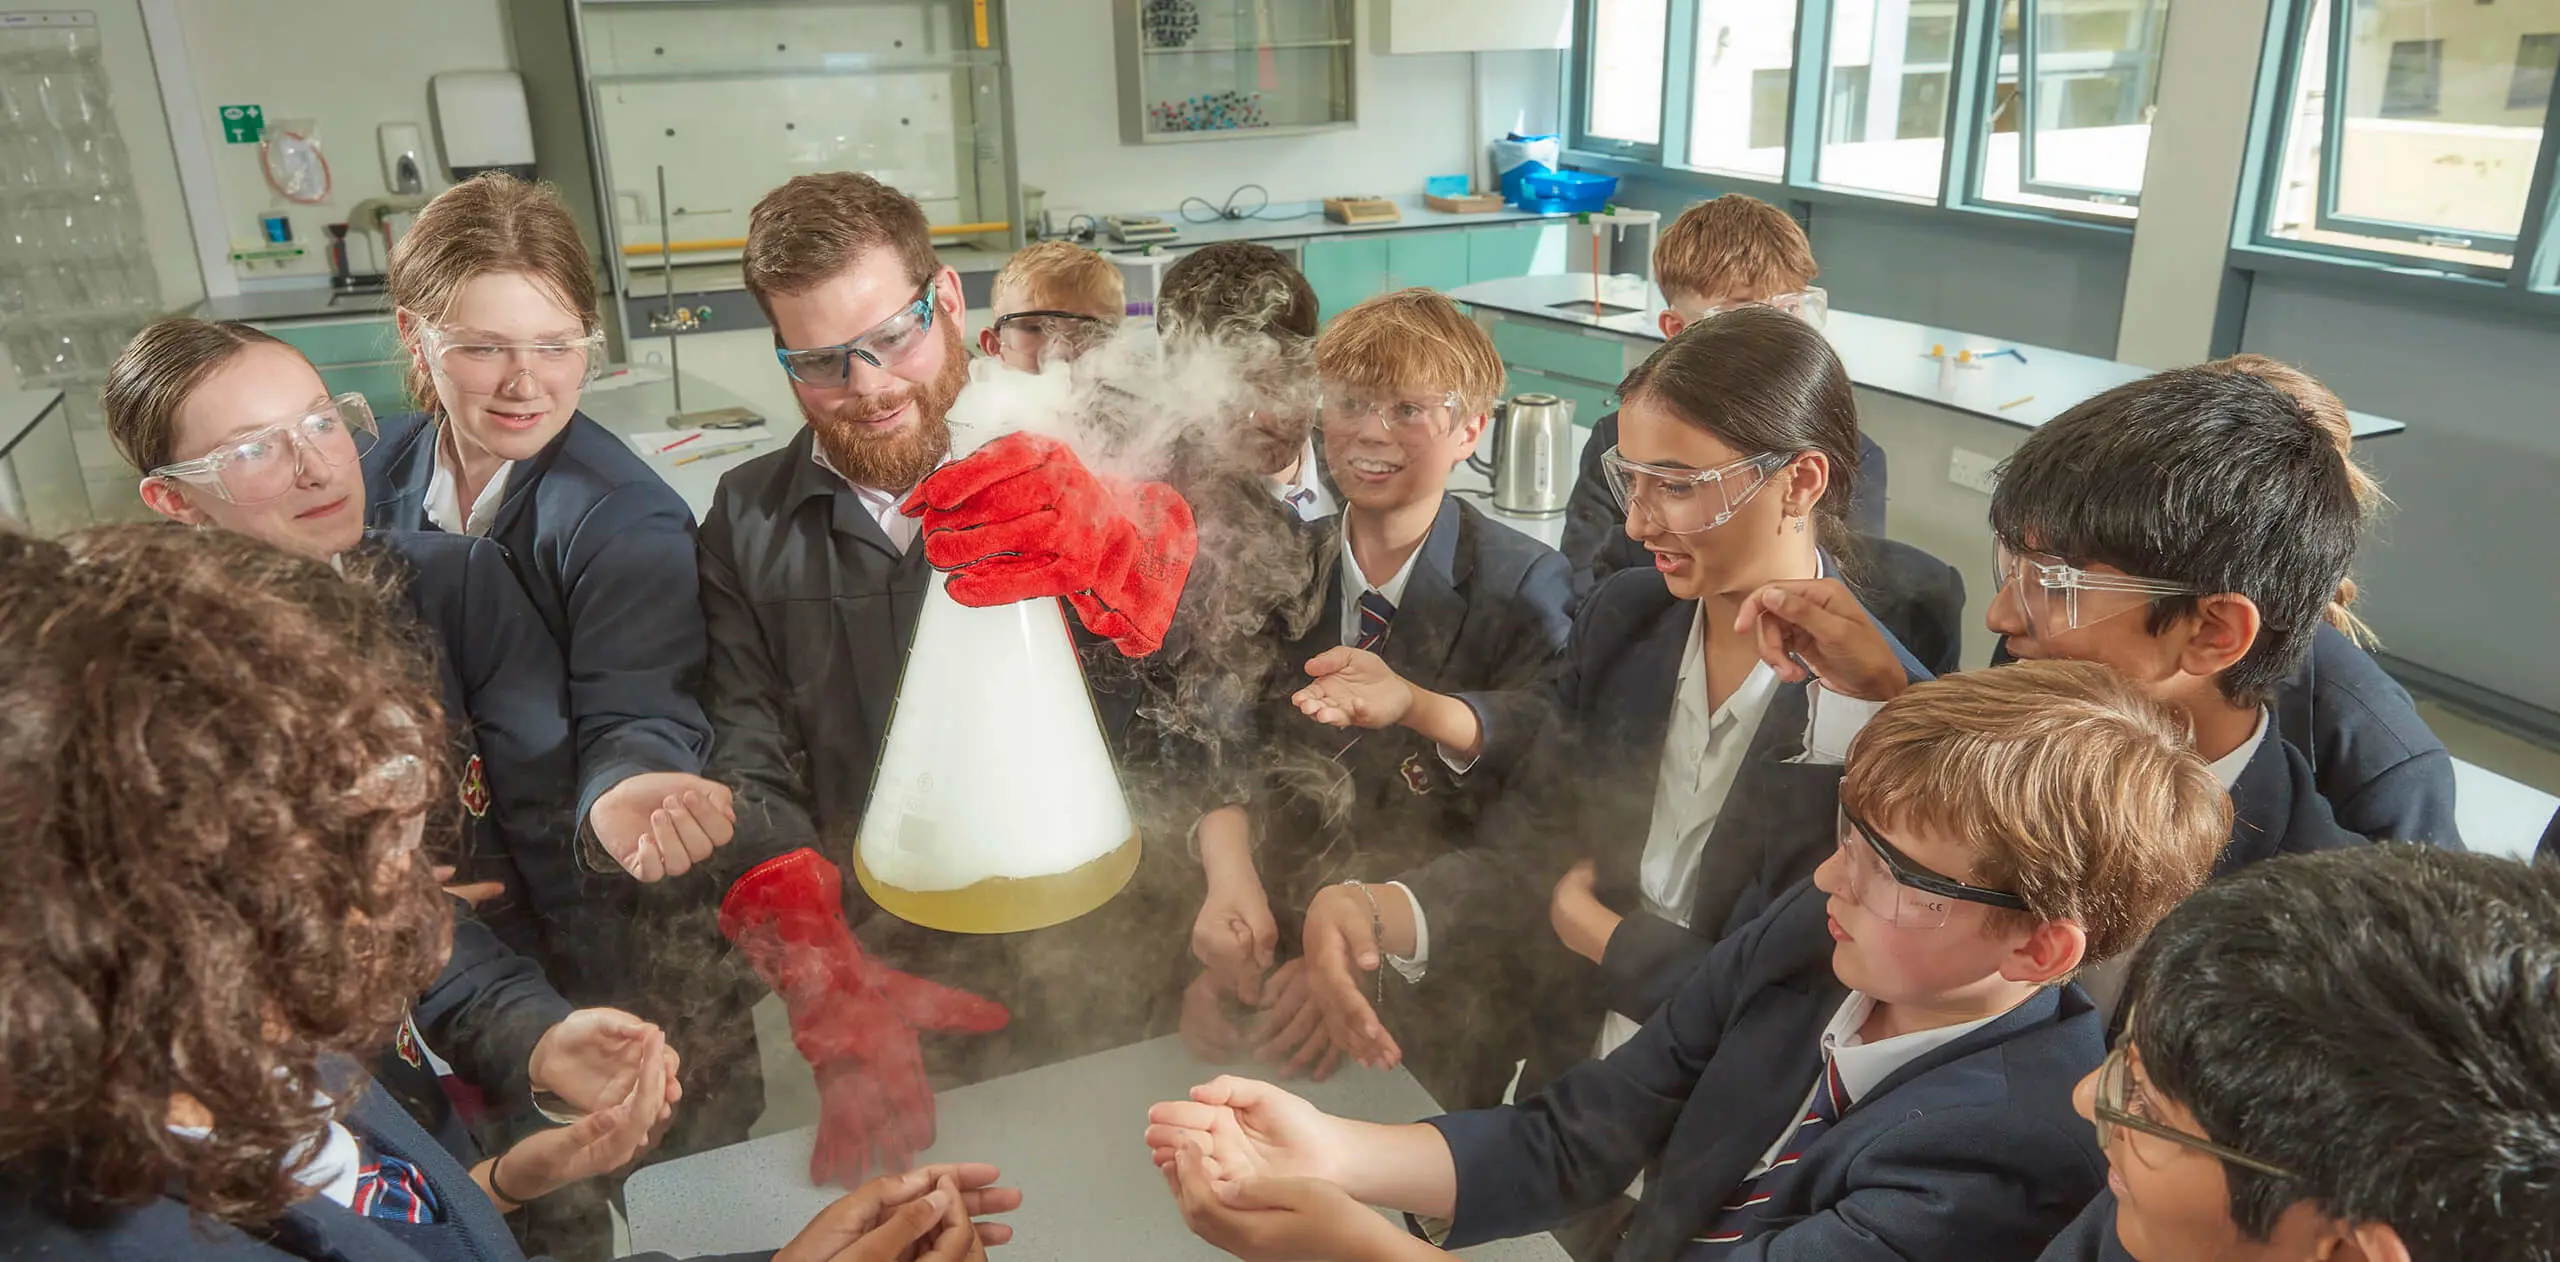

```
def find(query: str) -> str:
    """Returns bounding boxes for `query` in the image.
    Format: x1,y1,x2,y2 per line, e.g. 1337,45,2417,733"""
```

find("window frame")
2012,0,2166,209
1569,0,1674,161
2308,9,2515,258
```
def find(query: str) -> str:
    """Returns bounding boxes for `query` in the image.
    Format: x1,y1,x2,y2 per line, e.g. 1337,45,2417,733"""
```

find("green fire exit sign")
219,104,264,144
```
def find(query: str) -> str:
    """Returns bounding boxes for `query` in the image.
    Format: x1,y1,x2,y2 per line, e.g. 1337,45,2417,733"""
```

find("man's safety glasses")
776,281,940,388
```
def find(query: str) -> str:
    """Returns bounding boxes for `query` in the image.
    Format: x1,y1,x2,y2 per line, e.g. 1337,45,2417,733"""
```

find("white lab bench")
577,367,796,519
623,1034,1569,1262
1449,273,2412,672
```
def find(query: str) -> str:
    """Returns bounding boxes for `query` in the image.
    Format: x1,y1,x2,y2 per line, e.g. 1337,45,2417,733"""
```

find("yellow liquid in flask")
852,571,1140,935
855,832,1140,935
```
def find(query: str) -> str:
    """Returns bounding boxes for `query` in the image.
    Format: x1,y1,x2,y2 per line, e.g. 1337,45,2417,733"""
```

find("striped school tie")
352,1151,443,1224
1356,590,1395,651
1692,1055,1847,1251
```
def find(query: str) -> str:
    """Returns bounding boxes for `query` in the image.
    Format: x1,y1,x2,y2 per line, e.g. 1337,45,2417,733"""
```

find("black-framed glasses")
1835,806,2031,929
2092,1042,2296,1179
775,281,939,387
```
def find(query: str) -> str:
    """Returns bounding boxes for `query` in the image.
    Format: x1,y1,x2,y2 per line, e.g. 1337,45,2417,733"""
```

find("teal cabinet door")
1466,221,1573,284
1384,230,1471,294
256,316,410,415
1300,237,1389,324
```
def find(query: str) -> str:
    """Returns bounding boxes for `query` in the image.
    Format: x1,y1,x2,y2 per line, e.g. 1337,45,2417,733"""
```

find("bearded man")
694,172,1199,1187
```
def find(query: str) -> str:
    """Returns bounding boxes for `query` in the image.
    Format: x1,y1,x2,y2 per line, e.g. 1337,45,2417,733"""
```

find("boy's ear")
1999,918,2087,986
977,325,1002,359
2331,1220,2413,1262
1658,309,1687,340
2174,592,2262,681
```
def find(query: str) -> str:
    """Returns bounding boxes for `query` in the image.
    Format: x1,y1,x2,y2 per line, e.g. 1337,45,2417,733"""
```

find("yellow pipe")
623,222,1011,257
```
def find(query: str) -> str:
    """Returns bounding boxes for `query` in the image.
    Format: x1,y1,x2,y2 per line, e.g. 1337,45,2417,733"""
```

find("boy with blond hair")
978,239,1126,372
1152,659,2231,1262
1183,288,1572,1111
1562,195,1901,618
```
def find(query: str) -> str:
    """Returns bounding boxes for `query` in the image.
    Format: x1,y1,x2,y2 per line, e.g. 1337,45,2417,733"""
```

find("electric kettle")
1475,392,1578,517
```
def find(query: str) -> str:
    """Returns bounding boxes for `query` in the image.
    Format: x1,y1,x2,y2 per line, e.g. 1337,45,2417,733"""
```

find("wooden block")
1424,192,1506,214
1324,196,1403,225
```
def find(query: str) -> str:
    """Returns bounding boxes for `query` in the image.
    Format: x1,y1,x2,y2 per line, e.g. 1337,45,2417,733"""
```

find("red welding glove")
901,432,1197,657
717,848,1009,1187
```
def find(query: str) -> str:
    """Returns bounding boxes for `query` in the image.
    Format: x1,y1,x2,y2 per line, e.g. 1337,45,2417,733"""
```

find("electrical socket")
1947,447,2001,495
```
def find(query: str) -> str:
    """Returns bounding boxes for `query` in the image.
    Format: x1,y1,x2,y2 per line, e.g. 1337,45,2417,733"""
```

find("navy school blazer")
0,1059,753,1262
2035,1191,2134,1262
374,907,575,1168
1250,494,1574,921
1427,881,2108,1262
363,411,712,824
369,530,630,1006
1401,564,1926,1029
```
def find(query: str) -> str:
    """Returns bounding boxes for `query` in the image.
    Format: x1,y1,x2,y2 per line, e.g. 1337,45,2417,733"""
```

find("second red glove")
901,432,1197,657
718,848,1009,1186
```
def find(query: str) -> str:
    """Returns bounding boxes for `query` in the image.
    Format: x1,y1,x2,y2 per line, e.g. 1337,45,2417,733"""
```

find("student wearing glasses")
978,240,1123,373
105,317,587,996
1741,363,2440,894
1149,661,2231,1262
362,174,733,885
2040,844,2560,1262
1288,309,1926,1095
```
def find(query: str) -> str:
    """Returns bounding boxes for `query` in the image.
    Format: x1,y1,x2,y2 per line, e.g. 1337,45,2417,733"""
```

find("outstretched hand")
591,772,737,881
1291,646,1416,730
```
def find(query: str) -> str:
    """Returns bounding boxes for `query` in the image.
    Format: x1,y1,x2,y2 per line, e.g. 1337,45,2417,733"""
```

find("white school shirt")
1275,435,1335,522
1391,602,1787,998
424,428,512,538
1592,600,1781,1060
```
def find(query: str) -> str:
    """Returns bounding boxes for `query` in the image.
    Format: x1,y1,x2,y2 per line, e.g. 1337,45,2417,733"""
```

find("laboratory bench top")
0,387,66,459
579,366,794,518
1088,195,1600,255
1449,273,2410,441
624,1033,1567,1262
191,288,394,325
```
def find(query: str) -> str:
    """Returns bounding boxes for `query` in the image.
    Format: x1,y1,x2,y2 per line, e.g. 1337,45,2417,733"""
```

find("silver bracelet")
1342,879,1387,1006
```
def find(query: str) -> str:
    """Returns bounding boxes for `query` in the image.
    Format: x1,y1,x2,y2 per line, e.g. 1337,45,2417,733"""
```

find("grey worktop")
1448,273,2409,441
192,287,393,324
0,387,65,459
577,367,789,519
624,1034,1567,1261
1090,195,1587,255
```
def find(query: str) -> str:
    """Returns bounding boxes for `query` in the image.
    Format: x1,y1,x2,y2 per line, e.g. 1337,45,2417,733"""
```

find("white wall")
1009,0,1482,219
166,0,517,287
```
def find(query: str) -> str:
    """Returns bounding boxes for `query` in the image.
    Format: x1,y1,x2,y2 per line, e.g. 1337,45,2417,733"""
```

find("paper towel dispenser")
430,71,536,183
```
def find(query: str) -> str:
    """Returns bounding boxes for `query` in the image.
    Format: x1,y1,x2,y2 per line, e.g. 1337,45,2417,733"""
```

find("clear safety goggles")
1685,286,1829,330
1994,543,2198,638
1599,446,1792,535
1834,806,2029,930
777,281,939,388
1317,386,1462,440
414,318,605,394
992,310,1109,361
148,393,377,505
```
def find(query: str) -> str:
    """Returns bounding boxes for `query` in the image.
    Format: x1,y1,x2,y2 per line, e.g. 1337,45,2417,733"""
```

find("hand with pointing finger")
1733,578,1912,702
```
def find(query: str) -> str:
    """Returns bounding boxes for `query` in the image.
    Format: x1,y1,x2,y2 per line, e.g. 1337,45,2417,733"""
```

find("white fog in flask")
851,359,1140,934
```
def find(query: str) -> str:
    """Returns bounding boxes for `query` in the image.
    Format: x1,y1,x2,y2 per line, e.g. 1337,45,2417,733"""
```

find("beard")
805,319,967,492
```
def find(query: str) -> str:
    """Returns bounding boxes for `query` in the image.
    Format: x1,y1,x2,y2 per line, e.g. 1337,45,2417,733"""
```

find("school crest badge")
458,754,490,818
1399,753,1432,796
395,1017,425,1069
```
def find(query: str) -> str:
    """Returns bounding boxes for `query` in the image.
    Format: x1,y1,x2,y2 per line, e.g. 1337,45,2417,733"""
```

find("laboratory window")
1816,0,1962,200
1582,0,1671,155
1686,0,1805,180
1971,0,2166,221
2259,0,2547,272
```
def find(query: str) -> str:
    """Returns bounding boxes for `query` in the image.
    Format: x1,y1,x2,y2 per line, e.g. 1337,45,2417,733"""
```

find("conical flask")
851,568,1140,934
